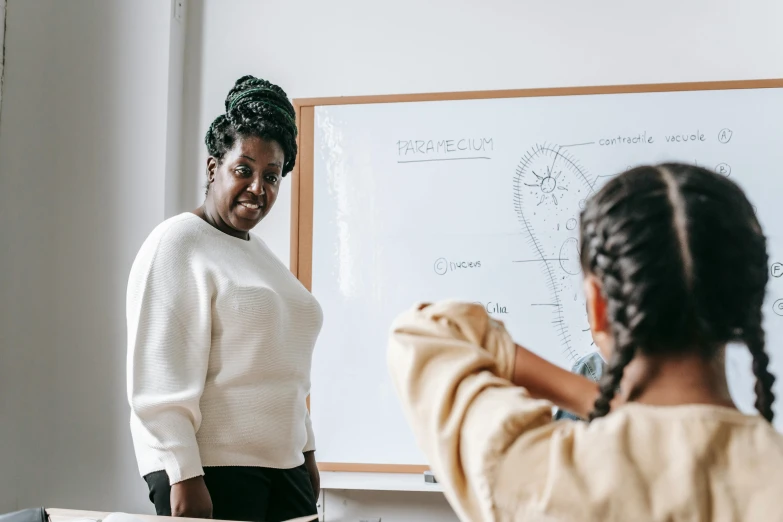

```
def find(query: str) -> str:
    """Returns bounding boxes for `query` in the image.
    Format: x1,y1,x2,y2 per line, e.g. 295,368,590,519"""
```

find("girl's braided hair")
580,164,774,423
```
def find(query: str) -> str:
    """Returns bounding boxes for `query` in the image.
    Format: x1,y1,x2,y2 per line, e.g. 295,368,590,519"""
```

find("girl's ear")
584,275,613,360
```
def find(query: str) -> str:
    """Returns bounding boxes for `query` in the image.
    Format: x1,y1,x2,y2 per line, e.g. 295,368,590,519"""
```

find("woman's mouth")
237,200,264,218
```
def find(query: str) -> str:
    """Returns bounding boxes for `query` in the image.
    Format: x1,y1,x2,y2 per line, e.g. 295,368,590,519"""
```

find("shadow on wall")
0,0,174,513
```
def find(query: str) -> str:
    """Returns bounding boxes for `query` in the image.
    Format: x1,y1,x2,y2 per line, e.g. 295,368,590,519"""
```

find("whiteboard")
306,85,783,468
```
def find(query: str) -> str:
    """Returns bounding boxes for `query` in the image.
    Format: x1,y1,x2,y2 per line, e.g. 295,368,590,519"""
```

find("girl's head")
580,163,774,422
203,75,297,235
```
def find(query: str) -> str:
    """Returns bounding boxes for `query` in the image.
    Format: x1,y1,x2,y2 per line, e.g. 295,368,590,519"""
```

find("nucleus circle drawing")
559,237,581,276
513,144,597,365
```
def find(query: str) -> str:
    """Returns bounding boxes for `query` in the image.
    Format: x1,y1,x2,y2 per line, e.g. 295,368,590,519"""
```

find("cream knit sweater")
127,213,322,484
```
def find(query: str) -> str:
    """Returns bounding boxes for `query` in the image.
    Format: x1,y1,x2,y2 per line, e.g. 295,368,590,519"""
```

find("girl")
388,163,782,521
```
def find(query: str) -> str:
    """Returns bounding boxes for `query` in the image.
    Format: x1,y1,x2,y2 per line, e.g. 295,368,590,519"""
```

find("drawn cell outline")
513,143,596,364
559,238,581,276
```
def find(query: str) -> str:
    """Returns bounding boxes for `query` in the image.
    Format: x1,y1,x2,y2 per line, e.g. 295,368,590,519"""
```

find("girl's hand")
513,344,602,419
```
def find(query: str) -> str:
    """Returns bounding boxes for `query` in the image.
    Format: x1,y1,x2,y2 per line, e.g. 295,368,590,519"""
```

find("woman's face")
205,136,284,238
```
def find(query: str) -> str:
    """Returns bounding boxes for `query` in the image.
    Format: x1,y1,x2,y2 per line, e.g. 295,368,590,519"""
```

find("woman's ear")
207,157,218,184
584,275,613,359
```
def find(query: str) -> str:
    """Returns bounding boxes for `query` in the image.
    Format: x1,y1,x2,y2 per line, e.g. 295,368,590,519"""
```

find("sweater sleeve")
387,301,554,522
303,410,316,453
126,228,212,484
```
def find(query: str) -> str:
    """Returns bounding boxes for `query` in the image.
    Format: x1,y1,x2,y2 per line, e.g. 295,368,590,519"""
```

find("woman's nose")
248,177,266,196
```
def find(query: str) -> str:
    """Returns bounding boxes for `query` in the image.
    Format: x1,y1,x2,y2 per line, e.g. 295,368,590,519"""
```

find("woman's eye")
235,167,252,177
265,175,279,184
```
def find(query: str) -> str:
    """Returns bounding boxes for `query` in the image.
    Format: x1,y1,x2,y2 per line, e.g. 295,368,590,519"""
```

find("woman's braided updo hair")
581,164,774,422
205,75,298,178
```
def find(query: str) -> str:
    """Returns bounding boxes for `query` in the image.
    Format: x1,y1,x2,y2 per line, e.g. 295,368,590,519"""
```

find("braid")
744,317,776,422
205,75,298,176
589,324,635,420
204,114,232,160
582,218,645,420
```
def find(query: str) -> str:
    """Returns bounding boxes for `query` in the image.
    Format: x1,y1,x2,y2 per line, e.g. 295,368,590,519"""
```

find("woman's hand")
170,476,213,518
304,451,320,500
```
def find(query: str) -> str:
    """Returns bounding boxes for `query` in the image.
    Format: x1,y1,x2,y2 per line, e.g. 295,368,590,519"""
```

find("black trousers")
144,465,317,522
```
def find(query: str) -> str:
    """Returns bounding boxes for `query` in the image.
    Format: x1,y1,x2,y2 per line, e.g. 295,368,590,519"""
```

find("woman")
388,164,783,521
127,76,321,522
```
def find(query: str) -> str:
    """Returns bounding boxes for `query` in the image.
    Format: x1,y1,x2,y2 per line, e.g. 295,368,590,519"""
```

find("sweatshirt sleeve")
387,301,555,522
126,227,212,484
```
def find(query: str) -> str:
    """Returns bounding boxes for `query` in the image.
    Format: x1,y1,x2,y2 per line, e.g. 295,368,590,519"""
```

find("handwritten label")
433,257,481,276
599,132,654,146
715,163,731,177
718,128,733,144
596,128,729,147
473,302,509,315
665,130,706,143
398,138,493,156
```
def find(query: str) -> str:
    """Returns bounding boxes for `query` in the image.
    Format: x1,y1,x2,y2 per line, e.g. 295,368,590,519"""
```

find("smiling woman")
126,76,323,522
196,75,298,239
197,136,285,238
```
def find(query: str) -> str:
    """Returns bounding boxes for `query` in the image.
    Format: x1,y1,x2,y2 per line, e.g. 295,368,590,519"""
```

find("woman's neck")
193,202,248,240
621,348,736,409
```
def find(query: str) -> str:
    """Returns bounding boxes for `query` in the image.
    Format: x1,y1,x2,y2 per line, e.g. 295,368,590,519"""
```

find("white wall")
185,0,783,265
185,0,783,520
0,0,178,514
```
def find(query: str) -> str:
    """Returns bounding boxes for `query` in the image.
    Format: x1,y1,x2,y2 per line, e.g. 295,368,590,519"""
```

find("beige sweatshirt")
388,301,783,522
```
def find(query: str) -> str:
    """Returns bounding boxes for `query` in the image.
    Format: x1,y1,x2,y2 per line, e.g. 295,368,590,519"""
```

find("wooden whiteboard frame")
290,78,783,473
